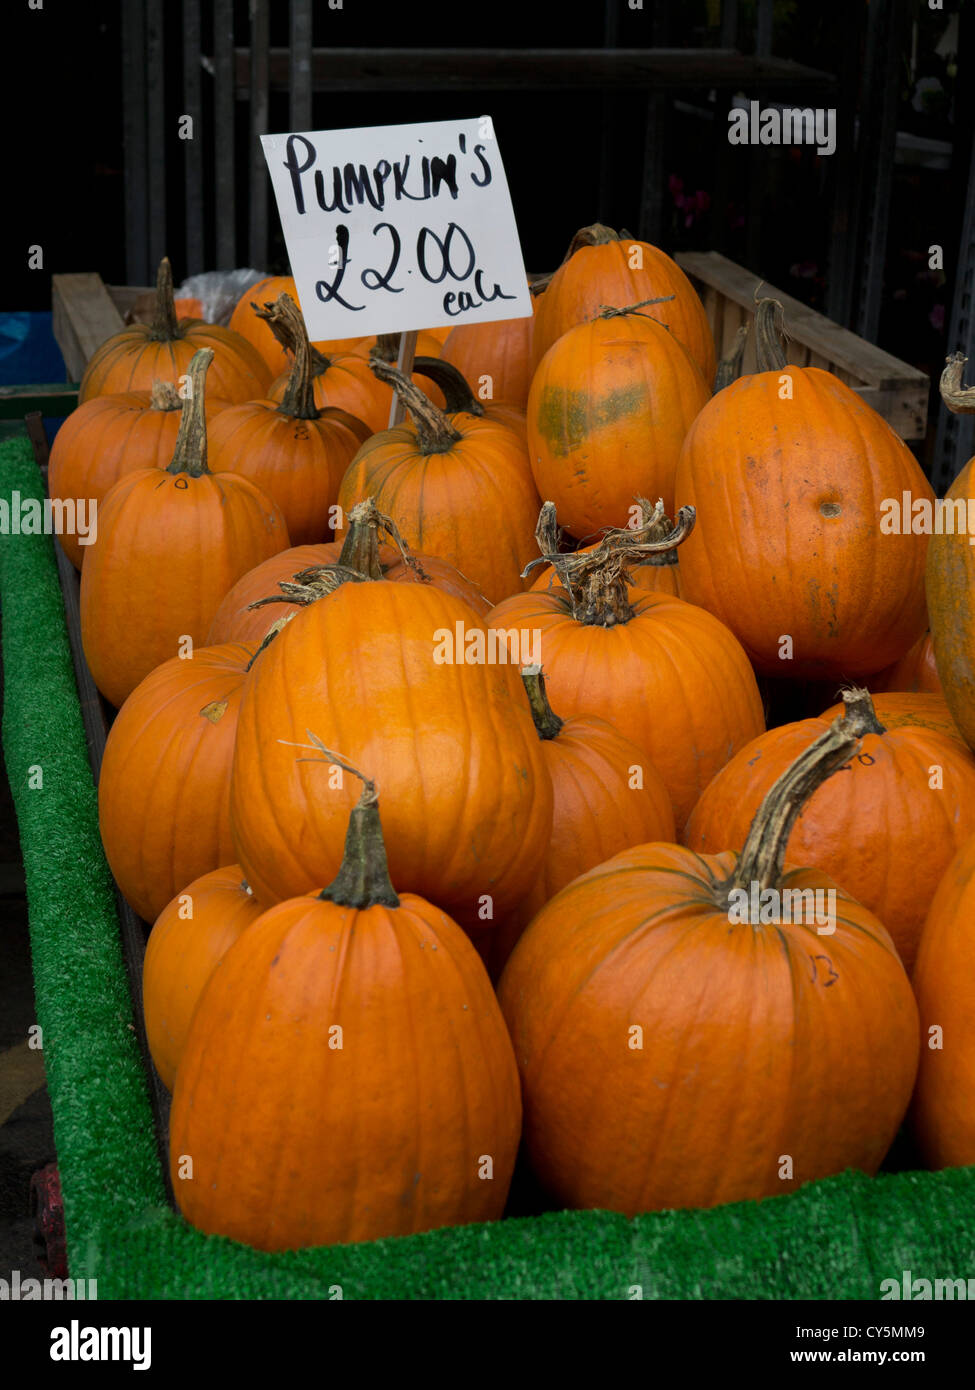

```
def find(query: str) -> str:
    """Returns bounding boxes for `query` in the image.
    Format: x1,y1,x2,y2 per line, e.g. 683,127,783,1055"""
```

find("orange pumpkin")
820,689,962,744
170,771,522,1251
336,362,542,604
910,829,975,1167
47,383,229,570
206,501,492,646
531,223,715,383
229,579,553,931
410,355,527,441
143,864,263,1090
528,306,710,538
487,508,764,830
441,299,536,409
80,258,270,405
470,663,675,982
80,349,290,707
683,688,975,973
675,299,934,679
499,693,919,1216
228,273,298,375
869,632,942,696
208,296,370,545
265,332,446,430
98,642,255,923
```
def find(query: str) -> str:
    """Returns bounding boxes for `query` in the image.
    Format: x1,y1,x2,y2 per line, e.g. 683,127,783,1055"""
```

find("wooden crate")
51,274,152,382
676,251,928,441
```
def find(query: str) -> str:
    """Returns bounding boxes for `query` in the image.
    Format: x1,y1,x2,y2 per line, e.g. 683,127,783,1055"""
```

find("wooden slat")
27,419,174,1203
52,275,127,379
248,0,271,271
213,0,236,268
120,0,148,284
677,251,928,389
290,0,313,132
182,0,205,275
0,385,79,421
145,0,167,272
235,48,838,96
105,284,155,320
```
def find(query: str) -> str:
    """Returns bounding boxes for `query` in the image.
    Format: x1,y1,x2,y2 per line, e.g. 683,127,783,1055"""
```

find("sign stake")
388,330,418,428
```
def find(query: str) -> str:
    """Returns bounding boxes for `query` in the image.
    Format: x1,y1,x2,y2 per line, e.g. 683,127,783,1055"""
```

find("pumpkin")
229,576,553,931
336,362,543,604
98,641,255,923
208,296,370,545
531,222,715,383
683,687,975,973
80,349,290,707
926,354,975,752
469,664,675,982
675,299,934,679
440,299,536,409
527,304,710,538
869,632,942,696
487,506,765,830
349,330,446,361
171,764,521,1250
80,258,270,405
528,500,685,599
206,501,492,646
47,382,229,570
228,274,300,375
910,829,975,1167
498,692,919,1215
143,864,263,1090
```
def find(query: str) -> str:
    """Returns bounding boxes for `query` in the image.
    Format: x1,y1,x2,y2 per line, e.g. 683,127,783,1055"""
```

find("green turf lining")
2,430,975,1299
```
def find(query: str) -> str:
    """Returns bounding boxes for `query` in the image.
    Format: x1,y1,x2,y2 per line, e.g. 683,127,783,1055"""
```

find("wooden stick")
387,330,418,428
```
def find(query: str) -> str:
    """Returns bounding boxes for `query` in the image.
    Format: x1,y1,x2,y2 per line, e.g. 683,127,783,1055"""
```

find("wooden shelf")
230,47,838,97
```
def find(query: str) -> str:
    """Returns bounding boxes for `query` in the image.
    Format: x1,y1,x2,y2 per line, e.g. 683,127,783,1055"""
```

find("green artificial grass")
2,429,975,1299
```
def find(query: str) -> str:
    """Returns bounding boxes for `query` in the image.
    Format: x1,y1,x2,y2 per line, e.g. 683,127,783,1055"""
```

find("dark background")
9,0,972,397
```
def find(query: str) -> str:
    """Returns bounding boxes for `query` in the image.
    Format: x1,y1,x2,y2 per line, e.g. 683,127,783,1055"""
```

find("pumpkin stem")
337,497,430,582
149,380,182,412
149,256,182,341
714,324,749,392
411,357,485,417
754,296,789,373
562,222,621,261
522,501,695,625
369,358,462,454
521,664,564,740
277,733,400,909
369,333,400,363
940,352,975,415
247,565,367,611
165,348,212,476
252,295,319,419
719,687,876,904
597,296,675,321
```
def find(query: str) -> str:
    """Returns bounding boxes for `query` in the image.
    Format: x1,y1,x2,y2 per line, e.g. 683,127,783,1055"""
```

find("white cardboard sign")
260,116,532,341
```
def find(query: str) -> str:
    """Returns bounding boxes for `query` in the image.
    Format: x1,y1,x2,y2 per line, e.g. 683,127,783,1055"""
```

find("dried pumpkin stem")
278,732,399,909
521,664,564,740
940,353,975,415
597,296,676,321
337,497,429,582
253,295,318,419
149,256,181,341
754,296,789,373
166,348,212,476
149,380,182,411
722,687,878,901
369,358,462,453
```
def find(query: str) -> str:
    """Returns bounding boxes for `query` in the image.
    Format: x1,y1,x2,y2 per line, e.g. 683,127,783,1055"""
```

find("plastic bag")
172,268,269,326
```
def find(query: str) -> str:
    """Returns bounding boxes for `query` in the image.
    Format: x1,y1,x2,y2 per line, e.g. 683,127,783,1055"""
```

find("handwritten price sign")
261,116,532,341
